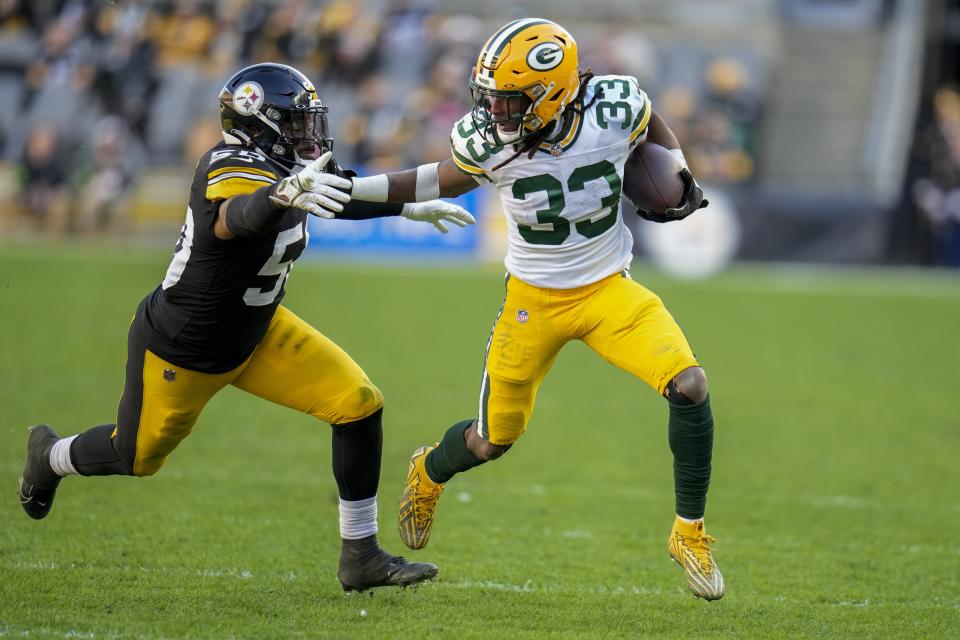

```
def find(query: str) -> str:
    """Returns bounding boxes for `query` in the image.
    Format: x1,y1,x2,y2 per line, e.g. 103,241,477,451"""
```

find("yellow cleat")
398,444,445,550
668,517,725,601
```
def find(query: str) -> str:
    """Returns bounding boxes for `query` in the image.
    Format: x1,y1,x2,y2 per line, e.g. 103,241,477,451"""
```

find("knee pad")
343,384,384,424
665,367,708,405
483,409,527,447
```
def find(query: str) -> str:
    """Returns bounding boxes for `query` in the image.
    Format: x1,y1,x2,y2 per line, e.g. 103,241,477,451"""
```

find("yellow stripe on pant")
478,271,699,446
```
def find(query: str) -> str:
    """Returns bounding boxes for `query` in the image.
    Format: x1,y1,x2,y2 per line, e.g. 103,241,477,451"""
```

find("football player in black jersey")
17,63,474,592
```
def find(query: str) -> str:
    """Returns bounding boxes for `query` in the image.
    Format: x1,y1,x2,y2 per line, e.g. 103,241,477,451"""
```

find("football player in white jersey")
348,19,723,600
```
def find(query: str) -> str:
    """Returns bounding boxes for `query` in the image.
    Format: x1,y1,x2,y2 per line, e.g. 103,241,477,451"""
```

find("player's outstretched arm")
344,158,479,233
213,151,351,240
351,158,480,203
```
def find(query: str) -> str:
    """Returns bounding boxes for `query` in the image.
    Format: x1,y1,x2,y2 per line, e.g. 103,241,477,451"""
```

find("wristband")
349,174,389,202
414,162,440,201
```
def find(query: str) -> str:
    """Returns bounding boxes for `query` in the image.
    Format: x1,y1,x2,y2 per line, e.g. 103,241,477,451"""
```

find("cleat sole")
339,565,438,593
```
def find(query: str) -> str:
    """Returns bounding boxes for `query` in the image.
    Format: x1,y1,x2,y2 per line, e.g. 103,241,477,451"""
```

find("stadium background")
2,0,958,269
2,1,959,639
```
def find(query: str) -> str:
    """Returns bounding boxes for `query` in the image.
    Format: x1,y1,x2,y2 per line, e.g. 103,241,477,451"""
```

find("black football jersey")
138,142,308,373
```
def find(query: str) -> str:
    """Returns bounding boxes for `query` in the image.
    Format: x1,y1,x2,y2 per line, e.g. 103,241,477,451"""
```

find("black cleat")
337,535,438,592
18,425,62,520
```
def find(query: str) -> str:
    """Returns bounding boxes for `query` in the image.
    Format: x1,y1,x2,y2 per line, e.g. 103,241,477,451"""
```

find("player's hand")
269,151,352,218
401,200,476,234
638,168,709,223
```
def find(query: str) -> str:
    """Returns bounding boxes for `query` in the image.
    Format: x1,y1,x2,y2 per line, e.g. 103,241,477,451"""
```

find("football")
622,142,685,214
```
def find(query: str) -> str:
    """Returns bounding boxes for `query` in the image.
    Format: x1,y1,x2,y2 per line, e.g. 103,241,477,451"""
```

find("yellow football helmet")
469,18,580,144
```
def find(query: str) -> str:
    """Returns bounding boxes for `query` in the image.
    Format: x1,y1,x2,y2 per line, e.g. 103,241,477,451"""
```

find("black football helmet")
218,63,332,170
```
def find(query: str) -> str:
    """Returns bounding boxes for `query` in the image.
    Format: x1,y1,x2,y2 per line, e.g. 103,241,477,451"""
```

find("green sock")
424,419,484,484
668,395,714,519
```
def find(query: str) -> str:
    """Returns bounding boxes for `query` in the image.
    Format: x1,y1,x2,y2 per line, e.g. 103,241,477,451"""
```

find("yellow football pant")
478,271,699,445
125,305,383,476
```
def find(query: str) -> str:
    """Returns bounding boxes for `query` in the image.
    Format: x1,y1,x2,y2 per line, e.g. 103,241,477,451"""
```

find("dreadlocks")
491,70,597,172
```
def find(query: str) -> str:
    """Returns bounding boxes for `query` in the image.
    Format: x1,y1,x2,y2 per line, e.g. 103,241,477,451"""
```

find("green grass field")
1,243,958,639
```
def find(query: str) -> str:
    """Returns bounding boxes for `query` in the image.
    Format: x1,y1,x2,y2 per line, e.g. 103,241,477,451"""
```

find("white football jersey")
451,75,651,289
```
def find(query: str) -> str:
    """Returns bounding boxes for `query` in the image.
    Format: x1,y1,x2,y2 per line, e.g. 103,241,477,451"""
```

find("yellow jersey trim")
629,96,652,144
452,154,487,176
206,177,271,201
538,109,583,154
207,165,276,180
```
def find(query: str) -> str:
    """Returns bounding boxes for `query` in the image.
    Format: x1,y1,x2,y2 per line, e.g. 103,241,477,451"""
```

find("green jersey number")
596,101,632,130
568,161,622,239
458,120,503,164
597,78,631,99
595,78,634,130
513,159,622,246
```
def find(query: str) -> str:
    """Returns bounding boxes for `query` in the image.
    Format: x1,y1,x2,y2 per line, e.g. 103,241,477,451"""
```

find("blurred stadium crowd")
0,0,763,236
2,0,958,269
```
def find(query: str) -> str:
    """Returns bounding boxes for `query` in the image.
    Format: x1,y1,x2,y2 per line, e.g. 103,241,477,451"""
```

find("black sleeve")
223,186,285,237
336,199,404,220
328,161,403,219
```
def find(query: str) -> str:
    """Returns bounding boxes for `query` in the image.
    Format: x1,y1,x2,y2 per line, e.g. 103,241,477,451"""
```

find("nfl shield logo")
517,309,529,324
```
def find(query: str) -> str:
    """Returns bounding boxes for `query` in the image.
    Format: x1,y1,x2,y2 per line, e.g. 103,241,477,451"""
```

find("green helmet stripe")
480,19,525,60
483,18,553,68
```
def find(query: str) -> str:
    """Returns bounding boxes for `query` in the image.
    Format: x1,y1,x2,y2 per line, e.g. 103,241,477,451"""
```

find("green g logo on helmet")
527,42,564,71
471,19,580,144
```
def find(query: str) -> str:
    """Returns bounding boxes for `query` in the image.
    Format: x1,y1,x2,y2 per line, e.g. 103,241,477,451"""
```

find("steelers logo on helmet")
526,42,564,71
233,81,264,116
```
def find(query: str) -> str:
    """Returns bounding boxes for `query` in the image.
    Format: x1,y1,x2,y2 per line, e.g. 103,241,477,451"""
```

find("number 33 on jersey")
451,75,651,289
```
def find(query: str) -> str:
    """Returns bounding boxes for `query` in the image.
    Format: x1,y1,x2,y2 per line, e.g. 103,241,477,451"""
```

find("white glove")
269,151,352,218
401,200,476,233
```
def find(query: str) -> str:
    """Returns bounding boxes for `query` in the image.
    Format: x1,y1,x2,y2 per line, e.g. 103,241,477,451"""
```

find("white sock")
677,515,704,524
49,435,79,477
339,496,378,540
